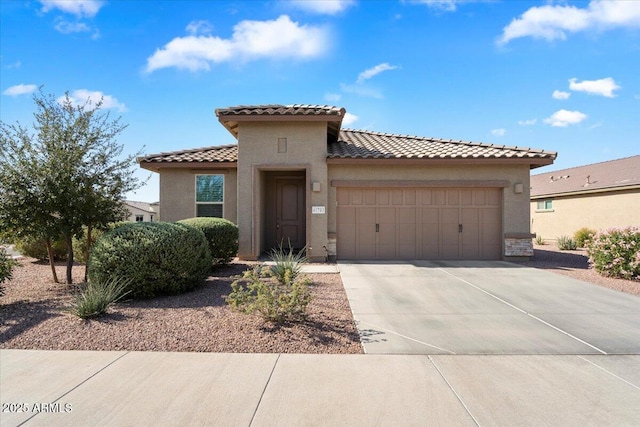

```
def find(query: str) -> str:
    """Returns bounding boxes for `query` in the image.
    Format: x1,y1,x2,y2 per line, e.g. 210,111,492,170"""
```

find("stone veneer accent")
505,238,534,257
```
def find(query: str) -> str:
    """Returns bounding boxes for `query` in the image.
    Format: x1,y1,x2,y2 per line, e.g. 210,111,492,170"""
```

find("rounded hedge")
177,217,238,265
87,222,212,299
73,221,133,264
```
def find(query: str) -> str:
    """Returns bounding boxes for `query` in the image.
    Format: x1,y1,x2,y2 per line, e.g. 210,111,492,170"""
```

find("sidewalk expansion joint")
249,353,281,426
576,355,640,391
18,351,131,426
428,356,481,427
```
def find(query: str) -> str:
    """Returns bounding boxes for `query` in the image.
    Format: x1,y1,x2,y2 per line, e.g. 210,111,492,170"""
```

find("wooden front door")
275,177,306,250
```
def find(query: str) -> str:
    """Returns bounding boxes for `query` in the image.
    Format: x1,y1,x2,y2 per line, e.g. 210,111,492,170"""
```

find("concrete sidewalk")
2,349,639,426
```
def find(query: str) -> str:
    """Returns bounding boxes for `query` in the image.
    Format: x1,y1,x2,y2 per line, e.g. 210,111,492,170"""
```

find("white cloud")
411,0,458,12
186,20,213,35
324,93,342,102
59,89,127,112
498,0,640,45
342,112,359,126
40,0,104,18
518,118,537,126
54,19,91,34
543,109,587,127
340,83,383,99
491,128,506,137
569,77,620,98
356,63,398,84
146,15,329,73
3,84,37,96
288,0,355,15
7,61,22,69
552,90,571,100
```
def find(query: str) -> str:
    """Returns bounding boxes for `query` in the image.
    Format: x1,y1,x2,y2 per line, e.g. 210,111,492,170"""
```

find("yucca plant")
68,277,131,319
269,242,308,285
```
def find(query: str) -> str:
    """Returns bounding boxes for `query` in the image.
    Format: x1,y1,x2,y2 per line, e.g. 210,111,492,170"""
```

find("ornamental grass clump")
574,227,596,248
268,243,308,285
587,227,640,280
68,277,131,319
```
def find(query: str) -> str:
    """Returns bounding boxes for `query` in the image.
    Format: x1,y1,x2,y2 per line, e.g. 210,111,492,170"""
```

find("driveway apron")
338,261,640,355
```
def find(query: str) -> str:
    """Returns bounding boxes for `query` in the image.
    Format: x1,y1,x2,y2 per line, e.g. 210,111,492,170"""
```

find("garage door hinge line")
358,320,456,354
428,356,481,427
437,268,608,355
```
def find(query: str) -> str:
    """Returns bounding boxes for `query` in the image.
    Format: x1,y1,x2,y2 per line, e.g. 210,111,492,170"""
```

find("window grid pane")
197,204,223,218
197,175,224,202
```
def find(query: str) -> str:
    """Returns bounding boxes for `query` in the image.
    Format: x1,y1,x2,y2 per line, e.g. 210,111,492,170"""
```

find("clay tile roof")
216,104,345,117
137,144,238,164
530,155,640,198
329,129,557,163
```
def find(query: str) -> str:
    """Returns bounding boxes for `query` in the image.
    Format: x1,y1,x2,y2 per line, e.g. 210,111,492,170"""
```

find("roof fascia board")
531,184,640,199
139,162,238,172
327,158,554,167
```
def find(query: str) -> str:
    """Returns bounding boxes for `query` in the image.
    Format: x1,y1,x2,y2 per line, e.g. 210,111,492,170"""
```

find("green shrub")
574,227,596,248
177,217,238,265
87,222,212,299
226,265,311,323
15,235,67,261
0,248,18,297
534,235,545,245
268,243,308,285
67,277,131,319
556,235,578,250
587,227,640,280
73,222,132,264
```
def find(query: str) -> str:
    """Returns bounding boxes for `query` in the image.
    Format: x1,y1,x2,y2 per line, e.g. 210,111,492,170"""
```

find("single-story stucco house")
123,200,160,222
138,104,556,262
530,155,640,241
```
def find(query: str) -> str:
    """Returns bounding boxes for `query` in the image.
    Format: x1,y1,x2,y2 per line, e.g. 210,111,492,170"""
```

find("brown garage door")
336,188,502,260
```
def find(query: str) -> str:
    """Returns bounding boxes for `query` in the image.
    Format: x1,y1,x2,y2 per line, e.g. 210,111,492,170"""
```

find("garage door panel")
336,187,502,261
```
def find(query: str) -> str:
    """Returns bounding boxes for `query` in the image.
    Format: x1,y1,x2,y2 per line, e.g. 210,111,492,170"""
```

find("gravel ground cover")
514,244,640,296
0,260,363,353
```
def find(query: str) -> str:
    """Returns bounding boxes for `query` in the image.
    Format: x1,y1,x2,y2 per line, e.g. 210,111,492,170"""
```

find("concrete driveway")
339,260,640,355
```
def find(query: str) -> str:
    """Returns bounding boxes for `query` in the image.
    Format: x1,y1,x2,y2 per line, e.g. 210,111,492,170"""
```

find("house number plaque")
312,206,326,214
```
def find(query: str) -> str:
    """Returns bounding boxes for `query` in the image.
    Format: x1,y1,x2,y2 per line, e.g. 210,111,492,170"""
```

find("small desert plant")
556,235,578,250
68,277,131,319
534,235,545,245
0,247,18,297
15,235,67,261
574,227,596,248
587,227,640,280
268,243,308,285
226,265,311,323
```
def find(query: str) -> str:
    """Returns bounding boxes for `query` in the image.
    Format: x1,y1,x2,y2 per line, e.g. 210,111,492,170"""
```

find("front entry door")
275,177,306,250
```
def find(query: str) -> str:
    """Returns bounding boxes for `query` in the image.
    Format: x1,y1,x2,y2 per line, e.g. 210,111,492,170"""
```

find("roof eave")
139,161,238,172
216,113,345,139
531,183,640,199
326,157,555,168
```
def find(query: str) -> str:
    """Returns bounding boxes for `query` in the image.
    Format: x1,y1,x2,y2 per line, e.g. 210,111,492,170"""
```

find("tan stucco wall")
328,163,532,256
158,168,237,223
237,121,328,260
531,189,640,241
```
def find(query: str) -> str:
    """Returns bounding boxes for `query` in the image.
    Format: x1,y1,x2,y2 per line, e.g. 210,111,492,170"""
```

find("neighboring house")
123,200,160,222
530,155,640,241
138,104,556,261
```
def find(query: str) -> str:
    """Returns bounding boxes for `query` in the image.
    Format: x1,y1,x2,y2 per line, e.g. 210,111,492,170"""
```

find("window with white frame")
536,199,553,211
196,174,224,217
135,215,144,222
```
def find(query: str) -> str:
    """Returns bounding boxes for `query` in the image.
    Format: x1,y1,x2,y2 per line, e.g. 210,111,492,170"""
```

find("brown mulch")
513,244,640,296
0,260,363,353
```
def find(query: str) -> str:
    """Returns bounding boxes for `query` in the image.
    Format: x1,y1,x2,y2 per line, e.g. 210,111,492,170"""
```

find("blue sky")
1,0,639,203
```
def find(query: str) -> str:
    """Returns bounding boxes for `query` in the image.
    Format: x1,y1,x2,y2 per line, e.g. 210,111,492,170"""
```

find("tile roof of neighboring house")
138,130,556,168
215,104,345,117
530,155,640,198
329,129,557,165
124,200,159,213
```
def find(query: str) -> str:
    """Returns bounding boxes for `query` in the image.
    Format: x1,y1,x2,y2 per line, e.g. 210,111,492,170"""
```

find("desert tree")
0,88,143,283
